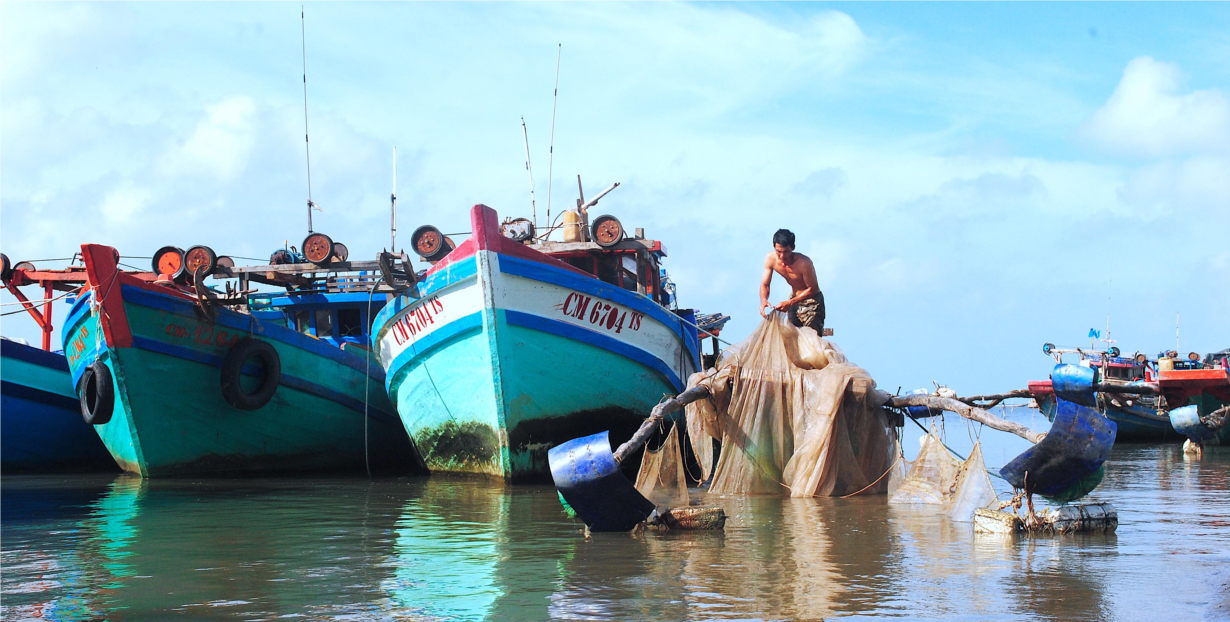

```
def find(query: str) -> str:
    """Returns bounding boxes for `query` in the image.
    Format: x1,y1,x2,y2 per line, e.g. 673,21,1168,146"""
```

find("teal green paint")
74,296,405,477
1,355,76,398
391,326,503,476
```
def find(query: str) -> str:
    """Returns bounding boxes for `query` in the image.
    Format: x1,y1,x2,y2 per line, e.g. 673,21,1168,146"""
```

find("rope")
0,287,81,307
362,282,377,479
840,453,903,498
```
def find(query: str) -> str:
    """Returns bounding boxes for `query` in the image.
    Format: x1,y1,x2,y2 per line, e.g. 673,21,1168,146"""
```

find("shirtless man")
759,229,825,334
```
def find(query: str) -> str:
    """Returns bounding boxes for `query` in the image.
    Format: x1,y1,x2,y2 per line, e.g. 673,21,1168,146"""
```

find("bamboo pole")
613,385,712,463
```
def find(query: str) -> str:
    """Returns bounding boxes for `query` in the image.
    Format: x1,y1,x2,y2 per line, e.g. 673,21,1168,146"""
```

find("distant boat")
371,204,704,481
1159,349,1230,446
1029,344,1178,442
1,257,118,473
63,243,419,477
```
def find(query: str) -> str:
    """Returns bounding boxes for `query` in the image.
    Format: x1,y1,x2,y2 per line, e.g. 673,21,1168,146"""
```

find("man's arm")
759,255,775,318
773,257,819,311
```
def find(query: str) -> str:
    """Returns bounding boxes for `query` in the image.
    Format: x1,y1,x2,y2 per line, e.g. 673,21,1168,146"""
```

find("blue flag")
1088,329,1100,339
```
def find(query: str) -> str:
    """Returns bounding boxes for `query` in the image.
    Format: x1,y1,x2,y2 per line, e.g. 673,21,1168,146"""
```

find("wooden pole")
613,384,711,463
889,394,1046,444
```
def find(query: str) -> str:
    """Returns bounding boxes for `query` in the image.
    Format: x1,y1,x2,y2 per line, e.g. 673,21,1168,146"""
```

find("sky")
2,2,1227,394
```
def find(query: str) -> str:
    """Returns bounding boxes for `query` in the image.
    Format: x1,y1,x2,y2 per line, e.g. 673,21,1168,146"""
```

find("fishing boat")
1,258,117,472
61,241,419,477
1028,343,1177,442
1159,349,1230,447
371,203,704,481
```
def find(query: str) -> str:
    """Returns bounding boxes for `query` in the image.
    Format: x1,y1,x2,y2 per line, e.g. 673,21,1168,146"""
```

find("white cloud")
99,181,154,223
1083,56,1230,157
160,96,257,181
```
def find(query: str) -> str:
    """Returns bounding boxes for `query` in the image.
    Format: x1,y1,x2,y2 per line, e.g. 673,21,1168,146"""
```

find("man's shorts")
788,294,825,334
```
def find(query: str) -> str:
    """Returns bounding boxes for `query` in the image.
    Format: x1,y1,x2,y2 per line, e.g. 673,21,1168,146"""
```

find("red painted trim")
80,244,135,349
1027,380,1054,396
424,204,593,279
1157,368,1230,404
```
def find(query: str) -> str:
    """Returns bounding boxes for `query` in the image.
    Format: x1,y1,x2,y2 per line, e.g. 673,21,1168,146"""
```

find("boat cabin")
249,291,387,351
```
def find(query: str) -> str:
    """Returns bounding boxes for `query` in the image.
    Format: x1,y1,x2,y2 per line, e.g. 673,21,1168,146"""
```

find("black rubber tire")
220,338,281,411
79,361,115,426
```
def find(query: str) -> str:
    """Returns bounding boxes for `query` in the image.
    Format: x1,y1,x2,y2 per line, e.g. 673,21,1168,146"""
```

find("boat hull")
374,206,699,481
63,251,419,477
1,339,118,473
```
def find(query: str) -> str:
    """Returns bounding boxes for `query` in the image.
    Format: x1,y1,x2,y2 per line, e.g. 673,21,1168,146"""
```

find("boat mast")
544,44,561,240
301,6,318,233
521,117,537,231
391,147,397,251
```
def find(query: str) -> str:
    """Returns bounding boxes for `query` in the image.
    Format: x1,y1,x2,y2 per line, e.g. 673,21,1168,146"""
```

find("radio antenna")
391,147,397,251
301,6,319,233
544,43,561,238
521,117,538,231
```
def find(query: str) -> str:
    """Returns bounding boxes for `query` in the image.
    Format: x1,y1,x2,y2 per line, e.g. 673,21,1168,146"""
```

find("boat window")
337,308,363,338
315,309,333,339
1103,366,1132,381
295,311,311,334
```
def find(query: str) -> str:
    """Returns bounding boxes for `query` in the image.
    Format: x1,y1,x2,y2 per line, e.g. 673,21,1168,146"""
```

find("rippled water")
3,411,1228,621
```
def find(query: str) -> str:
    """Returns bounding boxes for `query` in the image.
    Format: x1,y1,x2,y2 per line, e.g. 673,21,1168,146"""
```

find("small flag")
1088,329,1100,339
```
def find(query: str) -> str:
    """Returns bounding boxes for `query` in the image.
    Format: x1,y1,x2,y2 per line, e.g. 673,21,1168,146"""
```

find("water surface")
3,411,1228,621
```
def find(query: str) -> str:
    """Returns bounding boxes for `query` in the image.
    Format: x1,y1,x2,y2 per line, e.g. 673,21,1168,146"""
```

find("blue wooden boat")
1031,344,1177,442
61,243,419,477
371,204,702,481
1,338,117,472
1,258,118,473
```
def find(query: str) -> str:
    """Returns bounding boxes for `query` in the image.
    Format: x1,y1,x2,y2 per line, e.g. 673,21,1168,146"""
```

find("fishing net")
888,433,997,522
635,423,691,509
682,314,898,497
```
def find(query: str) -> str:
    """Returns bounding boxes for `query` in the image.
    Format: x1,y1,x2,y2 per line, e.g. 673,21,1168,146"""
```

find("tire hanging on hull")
220,338,281,410
79,361,115,425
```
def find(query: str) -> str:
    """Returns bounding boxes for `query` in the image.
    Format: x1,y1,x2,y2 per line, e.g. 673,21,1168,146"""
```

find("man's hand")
760,302,771,318
774,300,794,313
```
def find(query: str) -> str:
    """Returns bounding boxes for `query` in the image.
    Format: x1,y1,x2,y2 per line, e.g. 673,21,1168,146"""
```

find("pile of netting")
675,313,898,498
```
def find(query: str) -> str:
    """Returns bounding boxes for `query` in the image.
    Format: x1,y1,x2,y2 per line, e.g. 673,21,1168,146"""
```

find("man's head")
773,229,795,261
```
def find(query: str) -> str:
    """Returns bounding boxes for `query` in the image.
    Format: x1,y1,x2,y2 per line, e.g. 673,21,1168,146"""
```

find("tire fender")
79,361,116,425
220,338,281,411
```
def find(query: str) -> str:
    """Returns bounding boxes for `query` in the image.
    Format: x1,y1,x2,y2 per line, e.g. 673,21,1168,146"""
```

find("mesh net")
683,314,898,497
888,433,997,522
635,422,691,509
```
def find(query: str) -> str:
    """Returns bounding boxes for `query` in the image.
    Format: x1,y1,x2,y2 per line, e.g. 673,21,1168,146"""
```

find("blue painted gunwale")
1,339,71,371
1,380,80,411
372,252,700,389
63,285,395,423
372,256,479,336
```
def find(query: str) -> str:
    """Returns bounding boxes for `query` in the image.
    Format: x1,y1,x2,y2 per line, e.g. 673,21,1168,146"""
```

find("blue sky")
2,2,1227,394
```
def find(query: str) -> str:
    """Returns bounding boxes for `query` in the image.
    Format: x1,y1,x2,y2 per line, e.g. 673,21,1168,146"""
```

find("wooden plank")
224,260,383,275
534,238,664,255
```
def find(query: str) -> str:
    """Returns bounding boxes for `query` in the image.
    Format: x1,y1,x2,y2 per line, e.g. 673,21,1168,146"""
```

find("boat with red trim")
371,204,705,480
61,243,419,477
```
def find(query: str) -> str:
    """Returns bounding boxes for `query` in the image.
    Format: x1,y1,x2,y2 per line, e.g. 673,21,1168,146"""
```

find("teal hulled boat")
371,205,702,481
63,243,418,477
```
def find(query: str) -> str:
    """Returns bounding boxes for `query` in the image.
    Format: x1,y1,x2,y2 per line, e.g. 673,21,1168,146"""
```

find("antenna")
301,6,318,233
1176,312,1180,352
544,44,561,238
521,117,538,231
391,147,397,251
